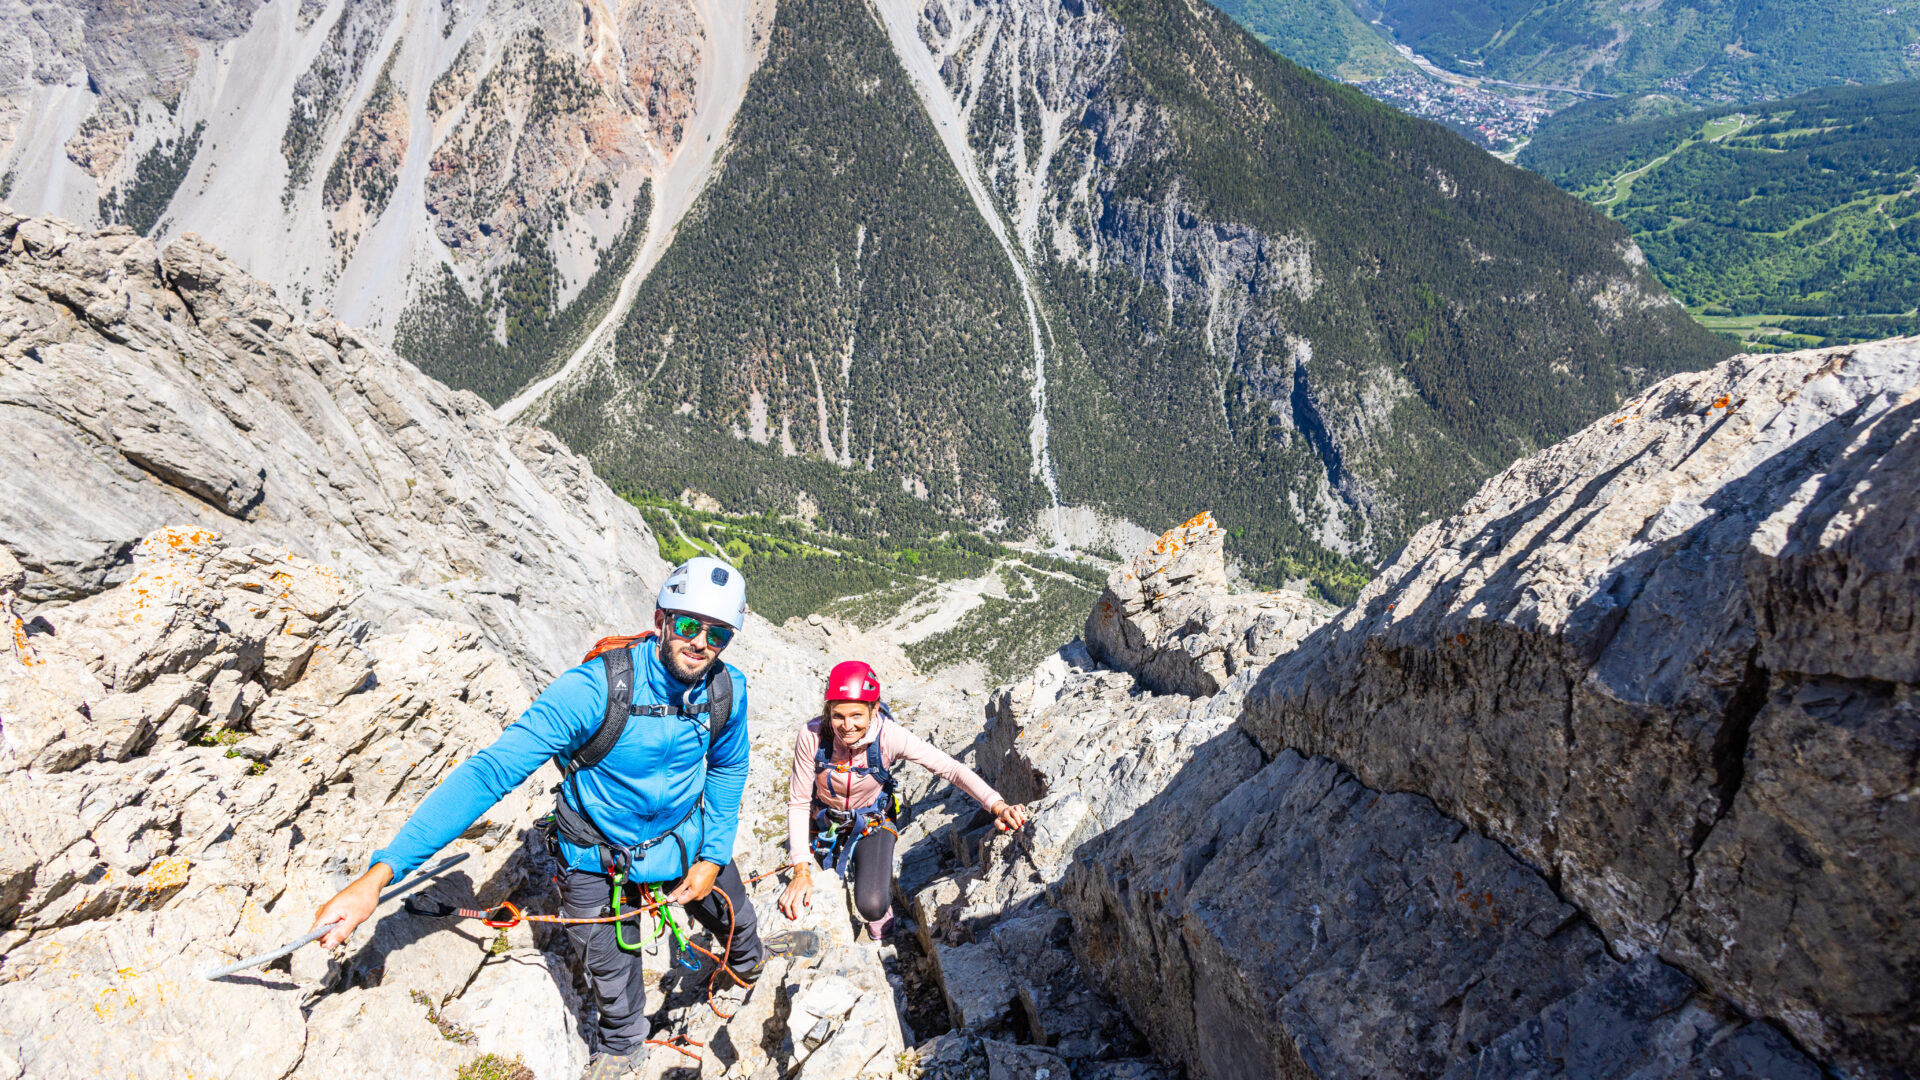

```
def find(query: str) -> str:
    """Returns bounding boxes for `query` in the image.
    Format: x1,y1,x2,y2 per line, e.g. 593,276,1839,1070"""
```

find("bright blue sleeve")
369,661,605,881
695,666,751,866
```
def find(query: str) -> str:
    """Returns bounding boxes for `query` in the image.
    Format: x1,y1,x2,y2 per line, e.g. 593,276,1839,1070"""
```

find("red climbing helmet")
825,660,882,704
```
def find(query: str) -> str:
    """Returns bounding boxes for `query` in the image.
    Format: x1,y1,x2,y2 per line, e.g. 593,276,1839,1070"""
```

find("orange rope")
435,867,801,1054
645,1033,704,1062
448,898,673,928
744,861,798,886
429,863,827,1066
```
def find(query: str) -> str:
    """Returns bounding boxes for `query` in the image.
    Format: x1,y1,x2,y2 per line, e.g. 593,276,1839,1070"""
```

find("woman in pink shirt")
778,661,1028,939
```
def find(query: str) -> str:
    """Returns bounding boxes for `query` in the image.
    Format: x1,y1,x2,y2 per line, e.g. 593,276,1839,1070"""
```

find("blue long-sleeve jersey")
369,643,750,883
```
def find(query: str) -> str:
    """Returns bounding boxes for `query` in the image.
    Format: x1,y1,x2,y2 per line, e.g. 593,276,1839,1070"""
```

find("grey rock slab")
795,989,902,1079
983,1040,1072,1080
1063,744,1802,1079
438,949,590,1080
0,214,669,682
1242,339,1920,1076
934,938,1016,1031
293,983,469,1079
1442,954,1822,1080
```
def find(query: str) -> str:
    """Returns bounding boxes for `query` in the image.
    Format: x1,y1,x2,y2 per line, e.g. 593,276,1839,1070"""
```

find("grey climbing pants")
558,864,766,1056
848,826,896,923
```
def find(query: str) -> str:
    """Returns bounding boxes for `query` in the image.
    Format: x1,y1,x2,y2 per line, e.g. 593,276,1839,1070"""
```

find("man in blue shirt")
311,556,765,1079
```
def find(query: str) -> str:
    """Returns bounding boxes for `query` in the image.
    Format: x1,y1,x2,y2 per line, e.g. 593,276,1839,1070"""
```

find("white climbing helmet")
656,555,747,630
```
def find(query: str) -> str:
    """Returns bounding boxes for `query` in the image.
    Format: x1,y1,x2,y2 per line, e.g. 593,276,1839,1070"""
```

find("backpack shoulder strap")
865,739,894,790
571,648,634,774
813,721,832,773
703,664,733,752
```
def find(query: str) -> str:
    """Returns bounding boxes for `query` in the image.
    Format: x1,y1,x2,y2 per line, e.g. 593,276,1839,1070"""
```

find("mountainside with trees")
534,0,1726,603
1347,0,1920,101
1208,0,1412,81
1521,81,1920,351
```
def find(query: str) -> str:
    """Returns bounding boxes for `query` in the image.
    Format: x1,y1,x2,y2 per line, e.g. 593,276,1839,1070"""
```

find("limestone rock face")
897,469,1869,1077
1243,338,1920,1075
0,525,572,1079
1084,511,1328,698
0,211,667,682
884,525,1335,1078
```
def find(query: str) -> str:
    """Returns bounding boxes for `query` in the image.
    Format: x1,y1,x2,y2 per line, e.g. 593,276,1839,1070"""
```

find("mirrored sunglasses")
670,613,734,649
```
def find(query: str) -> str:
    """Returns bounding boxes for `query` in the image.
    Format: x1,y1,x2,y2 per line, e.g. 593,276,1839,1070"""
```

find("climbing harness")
405,861,806,1063
810,707,905,879
810,806,900,880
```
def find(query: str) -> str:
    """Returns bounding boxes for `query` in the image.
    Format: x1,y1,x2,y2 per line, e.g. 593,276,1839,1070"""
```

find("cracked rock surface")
0,210,664,684
1245,337,1920,1075
899,484,1855,1077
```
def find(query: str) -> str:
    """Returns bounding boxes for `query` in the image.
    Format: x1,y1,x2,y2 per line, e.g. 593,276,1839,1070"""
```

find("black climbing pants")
847,826,896,923
558,863,765,1056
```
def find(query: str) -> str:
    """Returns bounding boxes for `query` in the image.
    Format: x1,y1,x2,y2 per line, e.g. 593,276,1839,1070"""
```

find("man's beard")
659,636,716,683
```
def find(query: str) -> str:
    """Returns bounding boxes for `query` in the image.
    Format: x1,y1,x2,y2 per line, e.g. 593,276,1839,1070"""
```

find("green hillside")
1520,81,1920,350
540,0,1727,604
628,494,1105,682
541,0,1050,539
1208,0,1410,80
1350,0,1920,101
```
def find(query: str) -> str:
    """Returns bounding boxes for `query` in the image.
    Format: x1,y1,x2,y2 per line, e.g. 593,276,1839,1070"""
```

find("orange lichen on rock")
136,857,192,894
9,613,39,666
1150,511,1219,555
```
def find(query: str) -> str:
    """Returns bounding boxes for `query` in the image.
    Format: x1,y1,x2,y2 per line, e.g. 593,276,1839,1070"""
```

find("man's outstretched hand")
666,860,723,905
311,863,395,949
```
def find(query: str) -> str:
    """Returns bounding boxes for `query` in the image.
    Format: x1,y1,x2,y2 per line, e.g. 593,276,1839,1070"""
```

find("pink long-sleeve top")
787,712,1003,865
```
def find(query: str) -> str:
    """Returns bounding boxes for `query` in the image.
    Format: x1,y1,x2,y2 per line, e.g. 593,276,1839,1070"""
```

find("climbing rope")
403,862,809,1059
744,862,797,886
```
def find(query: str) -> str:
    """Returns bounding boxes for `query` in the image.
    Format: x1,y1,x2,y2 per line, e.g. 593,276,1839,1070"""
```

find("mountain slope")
1520,81,1920,346
1350,0,1920,101
539,0,1054,536
0,0,762,404
529,0,1727,600
1208,0,1412,81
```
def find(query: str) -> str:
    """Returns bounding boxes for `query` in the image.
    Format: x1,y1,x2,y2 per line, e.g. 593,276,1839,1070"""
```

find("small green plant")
411,989,477,1044
456,1054,534,1080
489,932,510,956
195,726,246,748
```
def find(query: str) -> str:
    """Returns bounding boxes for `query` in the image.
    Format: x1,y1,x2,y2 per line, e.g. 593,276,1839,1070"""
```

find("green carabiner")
651,884,690,951
612,874,664,953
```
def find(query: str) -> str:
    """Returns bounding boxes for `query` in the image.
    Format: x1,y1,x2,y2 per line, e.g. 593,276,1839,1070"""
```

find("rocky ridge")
1243,336,1920,1075
0,213,1034,1080
884,343,1918,1078
0,209,662,684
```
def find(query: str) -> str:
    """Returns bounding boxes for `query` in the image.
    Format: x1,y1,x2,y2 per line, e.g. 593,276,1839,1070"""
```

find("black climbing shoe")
765,929,822,959
581,1051,641,1080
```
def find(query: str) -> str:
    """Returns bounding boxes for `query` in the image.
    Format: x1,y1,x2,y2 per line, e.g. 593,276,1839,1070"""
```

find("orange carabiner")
481,900,523,929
